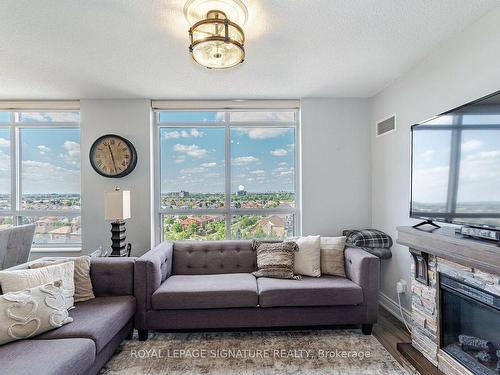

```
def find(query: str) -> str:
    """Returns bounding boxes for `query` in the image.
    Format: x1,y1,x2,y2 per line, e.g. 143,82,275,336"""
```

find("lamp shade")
105,190,131,220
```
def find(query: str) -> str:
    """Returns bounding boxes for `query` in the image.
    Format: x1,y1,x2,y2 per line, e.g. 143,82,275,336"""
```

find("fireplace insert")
440,274,500,375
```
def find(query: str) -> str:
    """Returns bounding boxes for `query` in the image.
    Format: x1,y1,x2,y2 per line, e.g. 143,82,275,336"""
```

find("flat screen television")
410,91,500,230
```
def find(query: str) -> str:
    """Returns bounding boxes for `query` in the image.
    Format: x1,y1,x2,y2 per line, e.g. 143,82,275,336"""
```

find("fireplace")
440,274,500,375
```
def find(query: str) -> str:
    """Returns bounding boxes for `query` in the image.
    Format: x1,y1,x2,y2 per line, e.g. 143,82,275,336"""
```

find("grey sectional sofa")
135,240,380,340
0,257,135,375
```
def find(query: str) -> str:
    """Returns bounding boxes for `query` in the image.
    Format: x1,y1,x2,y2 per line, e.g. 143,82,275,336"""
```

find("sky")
0,111,80,195
160,111,296,194
0,110,296,196
413,114,500,206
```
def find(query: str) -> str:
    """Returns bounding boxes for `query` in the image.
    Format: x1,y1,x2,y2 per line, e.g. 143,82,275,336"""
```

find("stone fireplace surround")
397,226,500,375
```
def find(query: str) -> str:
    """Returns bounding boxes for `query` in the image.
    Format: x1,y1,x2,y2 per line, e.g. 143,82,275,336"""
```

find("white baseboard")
378,291,412,325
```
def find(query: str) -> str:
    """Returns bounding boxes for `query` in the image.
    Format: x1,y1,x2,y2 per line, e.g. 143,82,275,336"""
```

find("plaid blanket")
342,229,393,249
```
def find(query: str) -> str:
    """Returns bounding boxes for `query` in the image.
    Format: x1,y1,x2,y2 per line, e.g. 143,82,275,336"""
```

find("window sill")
31,247,82,253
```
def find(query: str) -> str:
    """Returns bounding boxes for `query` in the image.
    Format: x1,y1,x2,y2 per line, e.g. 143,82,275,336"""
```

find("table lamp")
105,187,131,257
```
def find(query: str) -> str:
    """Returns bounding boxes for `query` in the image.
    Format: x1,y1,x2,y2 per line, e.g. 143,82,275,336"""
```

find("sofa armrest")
344,247,380,322
90,257,135,297
134,241,173,328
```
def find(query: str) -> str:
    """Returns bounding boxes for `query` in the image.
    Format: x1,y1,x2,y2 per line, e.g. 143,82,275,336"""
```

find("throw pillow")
0,262,75,310
320,236,347,277
0,280,73,345
252,241,301,280
30,256,94,303
286,235,321,277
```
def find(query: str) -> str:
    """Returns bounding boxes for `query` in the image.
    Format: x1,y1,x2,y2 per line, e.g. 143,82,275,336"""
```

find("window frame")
0,110,81,251
153,107,301,243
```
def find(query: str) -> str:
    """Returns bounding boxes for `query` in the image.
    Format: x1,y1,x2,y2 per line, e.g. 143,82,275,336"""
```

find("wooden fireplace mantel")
397,226,500,276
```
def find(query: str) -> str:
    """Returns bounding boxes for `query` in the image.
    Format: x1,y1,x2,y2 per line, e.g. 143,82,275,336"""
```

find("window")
0,110,81,248
155,108,299,241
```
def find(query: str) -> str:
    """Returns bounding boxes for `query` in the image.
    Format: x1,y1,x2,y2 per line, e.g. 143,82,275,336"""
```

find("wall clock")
89,134,137,178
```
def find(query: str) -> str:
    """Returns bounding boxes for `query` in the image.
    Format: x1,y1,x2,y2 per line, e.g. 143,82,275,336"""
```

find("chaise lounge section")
0,257,136,375
135,240,379,340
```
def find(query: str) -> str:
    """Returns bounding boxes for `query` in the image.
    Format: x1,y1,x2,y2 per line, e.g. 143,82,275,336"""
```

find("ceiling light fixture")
184,0,248,69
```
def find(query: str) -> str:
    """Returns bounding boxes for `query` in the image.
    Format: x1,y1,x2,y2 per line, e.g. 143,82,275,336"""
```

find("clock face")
90,135,137,178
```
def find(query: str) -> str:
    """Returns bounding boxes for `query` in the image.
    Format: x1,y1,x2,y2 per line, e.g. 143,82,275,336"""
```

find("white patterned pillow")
0,281,73,346
0,262,75,309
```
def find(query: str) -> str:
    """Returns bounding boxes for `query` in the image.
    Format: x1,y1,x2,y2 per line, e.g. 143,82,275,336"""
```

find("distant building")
180,216,214,230
258,215,285,237
178,191,190,198
237,190,247,196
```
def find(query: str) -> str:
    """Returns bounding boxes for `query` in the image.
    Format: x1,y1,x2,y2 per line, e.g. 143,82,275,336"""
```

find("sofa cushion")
257,276,363,307
34,295,135,352
152,273,258,310
0,338,95,375
172,241,256,275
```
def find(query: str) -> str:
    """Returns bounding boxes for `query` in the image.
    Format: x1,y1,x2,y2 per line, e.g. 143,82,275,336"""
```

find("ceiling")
0,0,498,100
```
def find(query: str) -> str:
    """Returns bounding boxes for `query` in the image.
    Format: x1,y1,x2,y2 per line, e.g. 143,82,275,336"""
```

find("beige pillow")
287,235,321,277
0,280,73,345
30,256,94,303
0,262,75,310
320,236,347,277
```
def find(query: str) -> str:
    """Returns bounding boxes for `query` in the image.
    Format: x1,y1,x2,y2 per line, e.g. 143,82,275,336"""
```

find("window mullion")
224,113,231,239
13,125,21,212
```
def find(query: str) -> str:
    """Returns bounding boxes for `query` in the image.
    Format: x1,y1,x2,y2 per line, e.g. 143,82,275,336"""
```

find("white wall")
301,98,372,236
80,100,152,257
370,7,500,311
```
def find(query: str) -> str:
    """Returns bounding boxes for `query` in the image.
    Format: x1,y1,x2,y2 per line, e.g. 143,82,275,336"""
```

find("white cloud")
232,156,259,166
249,170,265,175
173,144,208,158
461,139,483,153
200,162,217,168
37,145,51,155
59,141,80,166
21,112,79,122
174,156,186,164
419,150,434,162
231,112,294,122
0,138,9,148
278,162,288,166
164,129,204,140
22,160,80,194
237,128,289,140
180,167,206,174
279,171,293,176
203,172,220,178
270,148,288,156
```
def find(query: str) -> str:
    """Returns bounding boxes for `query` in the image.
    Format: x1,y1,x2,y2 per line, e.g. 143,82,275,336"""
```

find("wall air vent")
376,114,396,137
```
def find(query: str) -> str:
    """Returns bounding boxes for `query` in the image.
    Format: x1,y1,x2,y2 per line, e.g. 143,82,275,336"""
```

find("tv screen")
410,91,500,229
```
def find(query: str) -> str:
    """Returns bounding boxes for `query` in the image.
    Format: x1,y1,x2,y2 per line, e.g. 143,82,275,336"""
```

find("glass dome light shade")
189,14,245,69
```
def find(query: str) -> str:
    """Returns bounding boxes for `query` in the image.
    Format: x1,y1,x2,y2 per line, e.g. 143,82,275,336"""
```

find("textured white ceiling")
0,0,498,99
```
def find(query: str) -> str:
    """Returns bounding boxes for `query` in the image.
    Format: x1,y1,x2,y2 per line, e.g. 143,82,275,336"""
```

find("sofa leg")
138,329,148,341
361,324,373,335
126,329,133,340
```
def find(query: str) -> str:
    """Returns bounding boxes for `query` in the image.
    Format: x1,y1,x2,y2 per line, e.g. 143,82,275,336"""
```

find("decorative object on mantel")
409,248,429,285
105,187,131,257
342,229,393,259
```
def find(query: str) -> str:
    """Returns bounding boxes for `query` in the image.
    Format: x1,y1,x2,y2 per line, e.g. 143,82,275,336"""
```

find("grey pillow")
252,241,301,280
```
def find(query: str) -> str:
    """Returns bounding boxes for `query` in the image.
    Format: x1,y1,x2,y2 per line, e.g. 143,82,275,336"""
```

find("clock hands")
107,143,118,172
